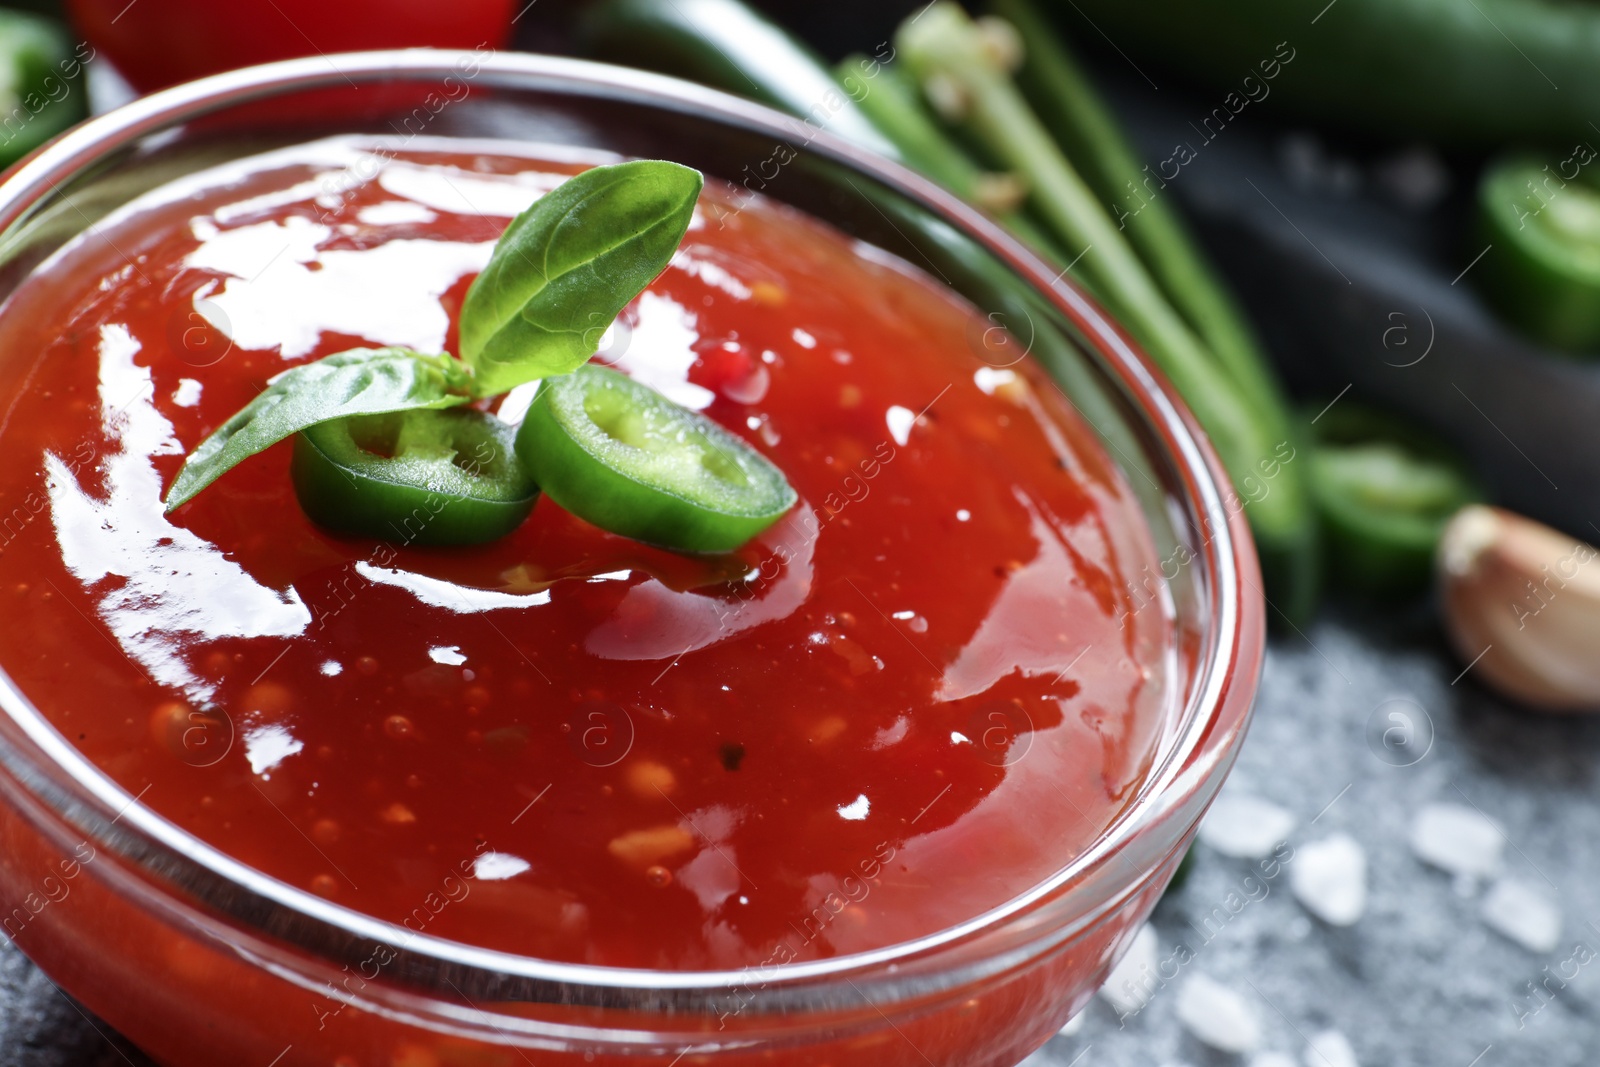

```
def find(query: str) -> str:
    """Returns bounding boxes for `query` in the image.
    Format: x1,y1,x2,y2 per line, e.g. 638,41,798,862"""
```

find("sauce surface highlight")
0,138,1174,970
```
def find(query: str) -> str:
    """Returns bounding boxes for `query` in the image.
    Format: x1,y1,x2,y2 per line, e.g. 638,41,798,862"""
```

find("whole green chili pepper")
576,0,898,157
1056,0,1600,145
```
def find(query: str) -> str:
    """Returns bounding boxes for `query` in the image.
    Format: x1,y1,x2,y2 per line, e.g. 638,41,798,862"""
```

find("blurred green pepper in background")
0,6,89,168
1058,0,1600,146
1310,404,1482,598
1476,152,1600,353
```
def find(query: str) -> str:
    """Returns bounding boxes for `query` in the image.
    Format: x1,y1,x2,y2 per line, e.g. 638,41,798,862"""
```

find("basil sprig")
163,160,703,511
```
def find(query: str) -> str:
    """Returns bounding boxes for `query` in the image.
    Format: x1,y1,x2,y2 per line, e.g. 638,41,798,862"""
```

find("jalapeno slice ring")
1477,154,1600,352
292,408,538,546
515,364,796,554
1309,404,1481,596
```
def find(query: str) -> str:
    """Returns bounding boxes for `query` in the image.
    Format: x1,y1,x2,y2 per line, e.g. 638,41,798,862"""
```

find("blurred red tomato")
66,0,517,93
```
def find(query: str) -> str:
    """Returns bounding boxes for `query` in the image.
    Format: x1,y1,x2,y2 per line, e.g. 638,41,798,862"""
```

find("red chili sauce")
0,139,1175,970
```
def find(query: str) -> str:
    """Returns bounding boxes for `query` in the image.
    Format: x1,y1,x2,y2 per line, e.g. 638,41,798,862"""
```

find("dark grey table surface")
10,6,1600,1065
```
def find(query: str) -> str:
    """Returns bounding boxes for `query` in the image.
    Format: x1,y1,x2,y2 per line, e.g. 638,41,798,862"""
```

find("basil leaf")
458,160,703,396
163,347,472,511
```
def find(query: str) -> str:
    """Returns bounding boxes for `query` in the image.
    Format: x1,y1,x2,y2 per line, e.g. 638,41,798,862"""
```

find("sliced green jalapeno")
292,409,538,546
1309,404,1481,596
1478,154,1600,352
515,364,796,554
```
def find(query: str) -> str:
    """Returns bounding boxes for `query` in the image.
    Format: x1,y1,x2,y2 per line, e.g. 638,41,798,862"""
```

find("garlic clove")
1438,505,1600,711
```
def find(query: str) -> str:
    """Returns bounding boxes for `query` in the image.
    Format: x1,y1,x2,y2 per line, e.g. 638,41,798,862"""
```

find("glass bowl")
0,50,1264,1067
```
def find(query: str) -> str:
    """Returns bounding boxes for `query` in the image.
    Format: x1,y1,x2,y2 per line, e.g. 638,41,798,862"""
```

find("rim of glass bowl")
0,50,1262,1000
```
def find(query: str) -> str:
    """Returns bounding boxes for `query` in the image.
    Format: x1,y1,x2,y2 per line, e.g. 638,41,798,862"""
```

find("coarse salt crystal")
1175,974,1262,1054
1481,876,1562,953
1291,833,1367,926
1304,1029,1359,1067
1098,924,1159,1017
1250,1054,1297,1067
1410,803,1504,879
1198,792,1296,859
